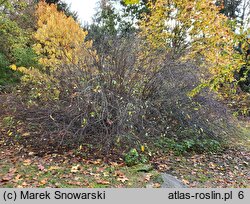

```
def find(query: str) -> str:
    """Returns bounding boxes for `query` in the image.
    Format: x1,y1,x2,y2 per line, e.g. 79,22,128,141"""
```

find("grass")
0,155,161,188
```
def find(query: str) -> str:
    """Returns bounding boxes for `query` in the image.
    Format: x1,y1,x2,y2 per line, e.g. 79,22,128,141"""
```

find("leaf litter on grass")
0,145,159,188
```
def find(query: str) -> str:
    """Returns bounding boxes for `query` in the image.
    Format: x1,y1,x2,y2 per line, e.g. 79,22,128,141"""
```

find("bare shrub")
16,36,237,155
149,60,236,140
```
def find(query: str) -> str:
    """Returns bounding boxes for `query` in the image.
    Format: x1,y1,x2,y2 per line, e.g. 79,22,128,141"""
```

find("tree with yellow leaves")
33,0,92,69
10,1,96,102
137,0,250,115
139,0,244,91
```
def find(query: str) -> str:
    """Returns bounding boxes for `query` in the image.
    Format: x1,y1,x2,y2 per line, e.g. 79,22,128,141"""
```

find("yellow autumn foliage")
139,0,244,90
33,0,92,69
9,1,97,102
10,63,60,101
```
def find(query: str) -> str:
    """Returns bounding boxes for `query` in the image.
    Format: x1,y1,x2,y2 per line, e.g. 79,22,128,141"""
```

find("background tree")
10,1,95,101
0,0,38,88
215,0,250,114
33,0,78,20
33,1,91,68
138,0,249,116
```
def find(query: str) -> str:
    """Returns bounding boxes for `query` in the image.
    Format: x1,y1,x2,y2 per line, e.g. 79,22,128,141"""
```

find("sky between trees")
63,0,99,24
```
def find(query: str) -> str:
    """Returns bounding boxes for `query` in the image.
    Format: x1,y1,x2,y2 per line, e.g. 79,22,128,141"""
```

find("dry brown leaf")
153,183,161,188
117,176,129,183
22,132,30,137
157,164,170,171
13,174,22,183
67,181,82,186
71,164,81,173
48,166,61,171
114,171,124,177
109,162,119,166
2,174,13,181
209,162,216,169
21,182,28,187
103,172,109,177
144,173,152,182
23,159,32,166
38,164,45,171
90,159,102,164
97,180,110,185
39,179,47,185
1,167,17,182
182,179,190,185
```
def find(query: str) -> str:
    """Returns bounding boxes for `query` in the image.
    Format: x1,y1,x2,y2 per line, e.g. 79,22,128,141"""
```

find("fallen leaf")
153,183,161,188
38,164,45,171
117,176,129,183
23,159,31,166
96,167,105,172
209,162,216,169
114,171,124,177
21,182,28,187
109,162,119,166
144,173,152,182
39,179,47,185
67,181,82,186
9,167,17,173
1,168,17,182
96,180,110,185
2,174,13,182
182,179,190,185
22,132,30,137
12,174,22,183
103,172,109,177
91,159,102,164
48,166,61,171
71,164,81,173
89,172,100,178
157,164,170,171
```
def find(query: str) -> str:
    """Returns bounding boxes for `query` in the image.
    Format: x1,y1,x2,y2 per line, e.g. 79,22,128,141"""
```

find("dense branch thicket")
14,35,237,155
